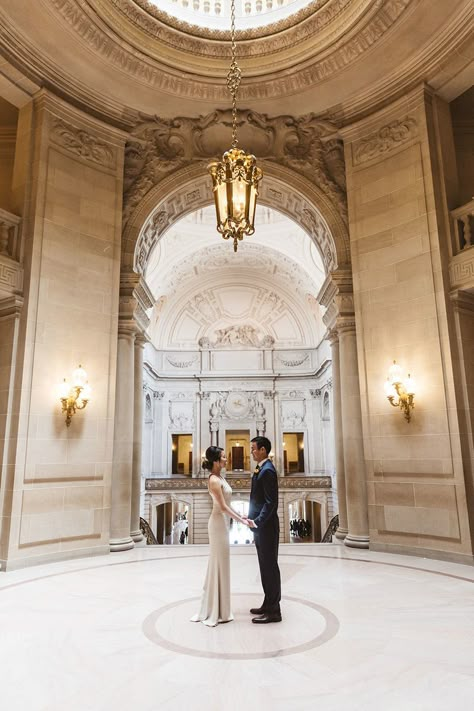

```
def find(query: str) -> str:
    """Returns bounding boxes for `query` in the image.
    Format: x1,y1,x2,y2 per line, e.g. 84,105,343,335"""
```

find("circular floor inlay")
142,593,339,659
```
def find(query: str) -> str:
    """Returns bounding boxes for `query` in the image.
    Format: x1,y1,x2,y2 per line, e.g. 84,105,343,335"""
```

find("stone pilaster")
130,334,147,542
328,328,349,539
110,322,136,552
319,269,368,548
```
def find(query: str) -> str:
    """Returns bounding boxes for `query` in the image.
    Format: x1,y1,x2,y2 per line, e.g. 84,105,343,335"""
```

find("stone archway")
121,109,350,276
110,109,369,555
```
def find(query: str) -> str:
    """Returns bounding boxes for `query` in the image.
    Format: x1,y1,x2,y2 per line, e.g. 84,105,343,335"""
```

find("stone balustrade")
449,199,474,292
451,198,474,254
146,474,332,490
147,0,310,28
0,209,22,296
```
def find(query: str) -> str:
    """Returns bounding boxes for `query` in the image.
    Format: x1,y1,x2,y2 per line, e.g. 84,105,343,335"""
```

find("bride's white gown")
191,477,234,627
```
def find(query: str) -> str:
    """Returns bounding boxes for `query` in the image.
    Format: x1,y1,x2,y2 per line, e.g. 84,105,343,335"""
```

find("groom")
246,436,282,623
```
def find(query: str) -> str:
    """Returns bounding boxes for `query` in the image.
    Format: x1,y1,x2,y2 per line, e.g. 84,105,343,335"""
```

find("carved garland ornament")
353,117,418,165
50,117,116,168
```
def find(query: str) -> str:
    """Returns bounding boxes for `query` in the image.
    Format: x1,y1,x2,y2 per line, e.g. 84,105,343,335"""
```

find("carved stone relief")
124,110,347,232
51,0,415,102
277,352,309,367
353,117,418,165
131,171,342,274
169,400,194,430
50,117,116,169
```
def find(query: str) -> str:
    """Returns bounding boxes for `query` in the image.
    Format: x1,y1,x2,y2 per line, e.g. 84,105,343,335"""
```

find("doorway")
156,501,190,544
225,430,251,471
171,434,193,475
288,498,321,542
282,433,305,474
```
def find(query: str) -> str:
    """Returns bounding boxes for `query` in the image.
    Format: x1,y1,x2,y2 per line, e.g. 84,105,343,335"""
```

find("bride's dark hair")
202,446,224,471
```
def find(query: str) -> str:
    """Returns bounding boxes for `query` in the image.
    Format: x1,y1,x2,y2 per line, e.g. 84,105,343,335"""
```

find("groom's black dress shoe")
252,613,282,624
249,607,266,615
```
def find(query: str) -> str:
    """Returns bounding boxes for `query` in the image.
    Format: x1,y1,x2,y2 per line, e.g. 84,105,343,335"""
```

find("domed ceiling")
0,0,471,124
145,206,326,349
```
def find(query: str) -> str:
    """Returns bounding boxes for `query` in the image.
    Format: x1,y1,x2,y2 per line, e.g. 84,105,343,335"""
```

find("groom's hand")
247,519,257,529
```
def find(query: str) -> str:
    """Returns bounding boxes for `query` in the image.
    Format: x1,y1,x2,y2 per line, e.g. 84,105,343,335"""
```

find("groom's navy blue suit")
248,459,281,614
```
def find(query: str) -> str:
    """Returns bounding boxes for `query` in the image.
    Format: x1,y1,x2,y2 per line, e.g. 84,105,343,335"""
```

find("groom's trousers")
254,516,281,613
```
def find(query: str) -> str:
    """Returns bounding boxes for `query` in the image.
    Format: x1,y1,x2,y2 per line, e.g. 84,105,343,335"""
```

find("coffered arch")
123,161,350,278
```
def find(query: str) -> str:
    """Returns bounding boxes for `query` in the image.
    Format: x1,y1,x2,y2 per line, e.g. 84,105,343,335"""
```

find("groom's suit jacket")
248,459,279,529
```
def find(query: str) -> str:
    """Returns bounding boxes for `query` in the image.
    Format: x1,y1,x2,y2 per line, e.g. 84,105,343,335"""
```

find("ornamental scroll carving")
123,110,346,228
50,118,116,168
353,117,418,165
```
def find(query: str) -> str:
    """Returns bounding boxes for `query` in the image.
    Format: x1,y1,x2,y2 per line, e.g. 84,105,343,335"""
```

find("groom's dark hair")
251,436,271,455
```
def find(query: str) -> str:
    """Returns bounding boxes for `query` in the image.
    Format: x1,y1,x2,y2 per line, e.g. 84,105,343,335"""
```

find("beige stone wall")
342,86,473,563
0,91,125,569
0,136,15,212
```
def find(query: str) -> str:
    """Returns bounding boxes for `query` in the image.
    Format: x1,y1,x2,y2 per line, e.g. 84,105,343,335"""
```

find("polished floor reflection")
1,544,474,710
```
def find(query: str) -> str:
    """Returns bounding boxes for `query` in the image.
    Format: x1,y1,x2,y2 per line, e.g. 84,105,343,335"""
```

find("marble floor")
1,544,474,711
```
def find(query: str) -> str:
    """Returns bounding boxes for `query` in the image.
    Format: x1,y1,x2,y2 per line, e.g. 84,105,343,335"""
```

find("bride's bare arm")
208,476,247,524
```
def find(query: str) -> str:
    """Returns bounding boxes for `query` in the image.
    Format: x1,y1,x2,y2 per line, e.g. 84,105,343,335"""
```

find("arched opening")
288,498,322,543
155,501,190,544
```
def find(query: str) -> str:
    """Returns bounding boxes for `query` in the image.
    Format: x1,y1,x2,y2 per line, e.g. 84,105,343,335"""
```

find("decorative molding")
50,117,116,168
51,0,414,102
166,356,198,368
124,110,346,232
145,475,332,490
278,352,309,367
0,258,23,294
449,248,474,291
0,294,24,319
353,117,418,165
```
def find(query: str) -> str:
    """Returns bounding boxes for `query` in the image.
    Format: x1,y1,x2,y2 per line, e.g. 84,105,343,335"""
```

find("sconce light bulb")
406,374,416,395
72,365,88,388
81,383,92,401
59,378,70,399
384,378,395,397
388,360,402,384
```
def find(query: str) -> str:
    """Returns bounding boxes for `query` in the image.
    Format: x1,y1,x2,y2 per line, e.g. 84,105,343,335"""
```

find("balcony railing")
449,199,474,292
451,199,474,255
146,0,315,29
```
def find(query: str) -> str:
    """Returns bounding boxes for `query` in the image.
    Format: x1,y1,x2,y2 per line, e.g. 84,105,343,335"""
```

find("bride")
191,446,248,627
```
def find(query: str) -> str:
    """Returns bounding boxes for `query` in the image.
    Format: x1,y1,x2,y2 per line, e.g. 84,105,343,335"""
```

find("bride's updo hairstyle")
202,446,224,471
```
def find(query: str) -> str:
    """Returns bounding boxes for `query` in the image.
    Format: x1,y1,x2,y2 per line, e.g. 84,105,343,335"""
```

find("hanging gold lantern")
208,0,263,252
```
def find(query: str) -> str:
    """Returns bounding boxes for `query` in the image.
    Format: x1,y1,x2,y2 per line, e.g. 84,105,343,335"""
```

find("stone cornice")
0,294,24,318
50,0,414,98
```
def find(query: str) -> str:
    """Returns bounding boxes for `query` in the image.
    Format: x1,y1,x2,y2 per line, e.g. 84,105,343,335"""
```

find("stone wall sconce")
59,365,91,426
384,361,415,422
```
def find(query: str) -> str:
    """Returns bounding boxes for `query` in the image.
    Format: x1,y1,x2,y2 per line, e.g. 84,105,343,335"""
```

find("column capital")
318,269,355,332
450,288,474,314
119,270,154,335
117,320,138,339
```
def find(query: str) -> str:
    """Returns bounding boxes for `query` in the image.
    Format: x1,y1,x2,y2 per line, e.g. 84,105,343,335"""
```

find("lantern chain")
226,0,241,149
